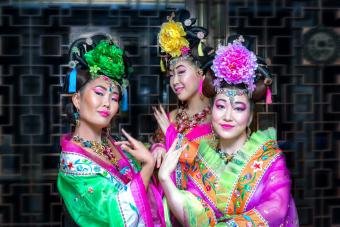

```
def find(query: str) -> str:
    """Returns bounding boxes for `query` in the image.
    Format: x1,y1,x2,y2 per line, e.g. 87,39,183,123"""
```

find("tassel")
160,59,166,72
68,68,77,93
198,79,203,96
198,41,204,56
266,86,272,104
121,88,128,111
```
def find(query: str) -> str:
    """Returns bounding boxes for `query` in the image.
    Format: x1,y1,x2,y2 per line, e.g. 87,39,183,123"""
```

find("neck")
185,92,210,115
219,131,248,155
73,120,103,142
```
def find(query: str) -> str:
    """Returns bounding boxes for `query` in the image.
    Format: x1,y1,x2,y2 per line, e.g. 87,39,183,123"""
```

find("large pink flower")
211,41,258,92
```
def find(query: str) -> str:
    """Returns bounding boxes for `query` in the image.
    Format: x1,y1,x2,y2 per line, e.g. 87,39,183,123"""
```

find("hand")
158,138,187,181
115,129,154,165
152,147,166,168
153,104,170,135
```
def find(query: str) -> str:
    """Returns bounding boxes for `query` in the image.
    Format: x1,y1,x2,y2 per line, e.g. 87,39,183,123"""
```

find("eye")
215,104,225,109
178,70,185,74
234,107,246,112
94,91,104,96
168,73,174,78
111,97,119,102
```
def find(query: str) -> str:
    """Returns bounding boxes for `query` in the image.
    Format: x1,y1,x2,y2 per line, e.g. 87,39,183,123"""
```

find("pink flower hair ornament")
211,35,258,93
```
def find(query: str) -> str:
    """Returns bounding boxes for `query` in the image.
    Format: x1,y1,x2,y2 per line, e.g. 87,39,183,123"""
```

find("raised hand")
115,129,154,165
153,104,170,135
158,138,187,181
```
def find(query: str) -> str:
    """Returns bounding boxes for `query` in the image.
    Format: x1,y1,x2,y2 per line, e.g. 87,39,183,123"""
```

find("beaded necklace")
175,106,211,134
72,135,119,170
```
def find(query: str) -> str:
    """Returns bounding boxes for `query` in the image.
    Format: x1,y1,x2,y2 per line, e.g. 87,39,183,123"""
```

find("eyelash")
216,104,225,109
234,107,245,112
95,91,104,96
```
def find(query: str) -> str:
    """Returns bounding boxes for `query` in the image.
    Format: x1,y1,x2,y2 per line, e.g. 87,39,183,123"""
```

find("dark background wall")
0,0,339,226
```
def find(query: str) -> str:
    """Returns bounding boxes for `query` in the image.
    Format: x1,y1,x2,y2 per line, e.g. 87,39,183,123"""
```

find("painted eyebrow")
95,85,107,90
175,64,186,70
95,85,119,95
233,101,246,105
215,98,227,103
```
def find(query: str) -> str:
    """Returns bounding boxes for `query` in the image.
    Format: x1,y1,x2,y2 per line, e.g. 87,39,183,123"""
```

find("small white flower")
68,60,78,68
86,37,93,45
184,19,192,26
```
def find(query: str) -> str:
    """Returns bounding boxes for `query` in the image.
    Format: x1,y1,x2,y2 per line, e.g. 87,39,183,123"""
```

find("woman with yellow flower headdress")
151,10,216,225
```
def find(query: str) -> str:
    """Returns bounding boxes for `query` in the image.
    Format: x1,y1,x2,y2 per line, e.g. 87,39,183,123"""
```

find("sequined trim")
188,174,218,212
253,209,269,227
117,193,127,226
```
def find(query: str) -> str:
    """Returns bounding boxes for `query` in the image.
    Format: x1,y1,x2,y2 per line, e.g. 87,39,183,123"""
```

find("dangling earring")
246,126,252,138
73,111,80,127
198,78,203,97
106,126,111,138
211,129,220,148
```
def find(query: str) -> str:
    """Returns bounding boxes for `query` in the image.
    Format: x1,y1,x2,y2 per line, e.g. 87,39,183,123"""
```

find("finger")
153,112,161,123
152,152,157,161
121,129,138,144
114,141,131,146
157,152,162,168
153,106,161,116
159,104,167,118
121,144,135,155
168,138,179,152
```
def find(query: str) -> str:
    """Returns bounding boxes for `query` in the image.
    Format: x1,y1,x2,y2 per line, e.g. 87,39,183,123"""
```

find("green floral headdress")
84,40,126,82
67,35,131,111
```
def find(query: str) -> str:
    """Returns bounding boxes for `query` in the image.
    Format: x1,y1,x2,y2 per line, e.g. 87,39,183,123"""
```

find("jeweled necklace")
175,106,211,134
72,135,119,169
216,147,239,165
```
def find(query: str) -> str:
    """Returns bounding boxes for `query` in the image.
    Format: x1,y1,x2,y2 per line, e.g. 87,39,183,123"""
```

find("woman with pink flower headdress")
157,35,299,226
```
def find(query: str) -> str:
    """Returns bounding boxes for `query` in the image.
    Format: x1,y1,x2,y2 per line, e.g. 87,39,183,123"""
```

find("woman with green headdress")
58,34,165,226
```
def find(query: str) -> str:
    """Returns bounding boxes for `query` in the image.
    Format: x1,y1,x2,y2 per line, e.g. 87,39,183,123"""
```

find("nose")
102,95,111,109
223,107,232,121
172,73,180,85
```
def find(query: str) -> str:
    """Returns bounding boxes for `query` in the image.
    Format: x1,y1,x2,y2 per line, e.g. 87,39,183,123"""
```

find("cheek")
111,102,119,115
234,111,251,126
211,108,224,123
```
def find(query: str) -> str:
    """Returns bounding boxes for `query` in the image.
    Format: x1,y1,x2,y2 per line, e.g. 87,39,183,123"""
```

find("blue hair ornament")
68,68,77,93
121,88,128,111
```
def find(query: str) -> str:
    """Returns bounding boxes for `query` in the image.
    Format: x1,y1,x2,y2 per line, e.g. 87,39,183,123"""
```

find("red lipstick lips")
98,111,110,117
220,124,234,129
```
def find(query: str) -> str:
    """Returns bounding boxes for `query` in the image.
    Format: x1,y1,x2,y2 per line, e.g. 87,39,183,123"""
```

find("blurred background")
0,0,339,226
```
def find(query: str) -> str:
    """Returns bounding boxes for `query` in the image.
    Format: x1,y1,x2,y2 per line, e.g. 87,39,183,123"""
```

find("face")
168,60,203,101
72,76,120,129
212,89,253,141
